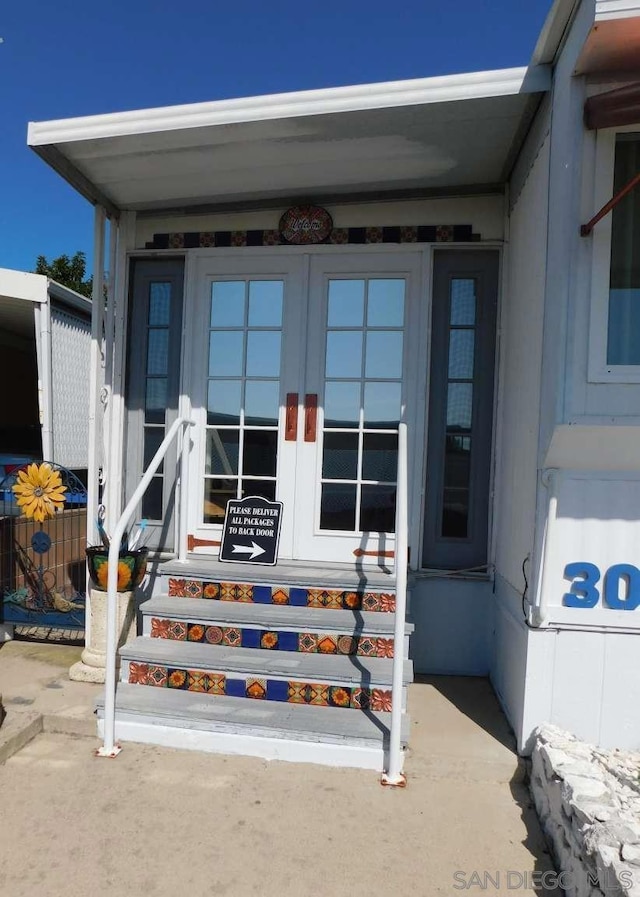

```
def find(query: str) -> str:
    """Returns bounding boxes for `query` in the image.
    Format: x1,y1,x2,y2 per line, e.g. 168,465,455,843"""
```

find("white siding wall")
514,0,640,754
410,577,492,676
50,306,91,468
490,117,551,746
528,627,640,751
494,133,550,591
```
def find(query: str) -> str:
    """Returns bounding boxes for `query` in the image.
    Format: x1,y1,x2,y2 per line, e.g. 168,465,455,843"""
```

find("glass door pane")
204,279,283,523
320,277,404,535
296,251,421,566
125,259,184,552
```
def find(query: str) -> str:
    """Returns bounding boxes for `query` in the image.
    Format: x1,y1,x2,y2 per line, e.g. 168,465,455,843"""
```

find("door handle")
304,394,318,442
285,393,298,441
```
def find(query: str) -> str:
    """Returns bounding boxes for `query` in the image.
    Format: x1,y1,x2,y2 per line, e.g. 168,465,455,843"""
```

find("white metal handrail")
531,468,559,628
97,415,194,757
382,419,408,785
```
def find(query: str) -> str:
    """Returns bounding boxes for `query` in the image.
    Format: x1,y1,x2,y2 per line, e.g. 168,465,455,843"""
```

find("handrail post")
96,417,192,757
178,422,190,562
381,419,408,786
530,469,559,628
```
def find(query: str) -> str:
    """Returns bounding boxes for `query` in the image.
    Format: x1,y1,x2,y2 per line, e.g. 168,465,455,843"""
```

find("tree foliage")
35,251,93,298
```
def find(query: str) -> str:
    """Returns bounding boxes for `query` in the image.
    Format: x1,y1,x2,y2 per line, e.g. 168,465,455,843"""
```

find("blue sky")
0,0,552,276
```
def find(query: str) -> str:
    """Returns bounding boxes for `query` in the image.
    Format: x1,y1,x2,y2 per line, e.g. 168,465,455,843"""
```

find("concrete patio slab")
0,638,559,896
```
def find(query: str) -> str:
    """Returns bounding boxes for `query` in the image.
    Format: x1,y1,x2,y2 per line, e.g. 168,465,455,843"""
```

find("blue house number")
563,563,640,610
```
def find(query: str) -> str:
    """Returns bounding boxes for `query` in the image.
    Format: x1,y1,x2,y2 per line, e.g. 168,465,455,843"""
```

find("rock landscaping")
531,724,640,897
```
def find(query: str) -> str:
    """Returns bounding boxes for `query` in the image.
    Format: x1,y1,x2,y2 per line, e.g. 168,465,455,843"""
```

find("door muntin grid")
319,277,405,534
142,281,172,520
203,279,283,524
441,278,476,539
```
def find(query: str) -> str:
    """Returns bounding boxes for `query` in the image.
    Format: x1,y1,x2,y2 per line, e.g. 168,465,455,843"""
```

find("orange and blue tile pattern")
150,617,394,657
128,661,392,711
167,579,396,613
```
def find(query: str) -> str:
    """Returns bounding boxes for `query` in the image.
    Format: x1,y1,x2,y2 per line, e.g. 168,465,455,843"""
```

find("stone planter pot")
85,546,149,592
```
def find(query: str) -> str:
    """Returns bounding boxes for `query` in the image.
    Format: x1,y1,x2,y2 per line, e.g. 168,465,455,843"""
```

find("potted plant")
86,518,149,592
86,546,149,592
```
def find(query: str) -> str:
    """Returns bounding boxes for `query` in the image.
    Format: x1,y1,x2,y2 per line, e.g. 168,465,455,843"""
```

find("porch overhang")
27,66,550,216
575,1,640,75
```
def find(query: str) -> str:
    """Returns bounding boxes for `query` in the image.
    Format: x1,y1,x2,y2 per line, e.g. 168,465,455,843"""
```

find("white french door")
187,249,421,565
293,252,421,563
188,253,306,558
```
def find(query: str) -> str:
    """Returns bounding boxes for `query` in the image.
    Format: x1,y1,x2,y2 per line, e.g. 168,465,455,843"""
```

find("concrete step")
159,557,396,593
96,683,409,769
160,577,397,613
120,637,411,688
141,598,411,660
142,596,409,635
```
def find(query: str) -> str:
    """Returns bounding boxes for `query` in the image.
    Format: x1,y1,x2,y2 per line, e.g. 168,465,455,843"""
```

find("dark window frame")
421,250,499,570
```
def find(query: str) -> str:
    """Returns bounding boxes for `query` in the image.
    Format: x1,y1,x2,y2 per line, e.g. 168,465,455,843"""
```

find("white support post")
106,211,135,533
38,296,54,462
101,218,118,531
381,419,408,787
178,422,190,562
85,206,107,653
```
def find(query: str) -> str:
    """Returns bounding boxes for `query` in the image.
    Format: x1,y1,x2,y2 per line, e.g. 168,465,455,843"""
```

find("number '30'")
563,563,640,610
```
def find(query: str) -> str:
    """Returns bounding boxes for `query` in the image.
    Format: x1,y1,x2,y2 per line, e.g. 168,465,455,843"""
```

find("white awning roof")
28,65,550,216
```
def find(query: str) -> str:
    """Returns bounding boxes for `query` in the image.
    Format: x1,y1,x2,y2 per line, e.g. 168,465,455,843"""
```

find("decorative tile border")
128,661,392,711
166,579,396,613
145,224,480,250
150,617,394,658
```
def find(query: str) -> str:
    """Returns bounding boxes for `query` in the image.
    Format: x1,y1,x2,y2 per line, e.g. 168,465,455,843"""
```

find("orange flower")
379,594,396,613
129,663,149,684
371,689,392,712
344,592,360,609
168,670,186,688
376,638,394,658
261,632,278,649
96,559,132,591
12,463,66,522
151,618,171,639
188,625,205,642
330,687,351,707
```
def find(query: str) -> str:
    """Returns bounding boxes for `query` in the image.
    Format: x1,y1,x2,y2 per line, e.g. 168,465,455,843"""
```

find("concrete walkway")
0,638,558,897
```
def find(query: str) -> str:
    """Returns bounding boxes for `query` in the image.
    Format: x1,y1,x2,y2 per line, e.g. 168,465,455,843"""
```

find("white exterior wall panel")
491,576,529,749
517,0,640,754
50,305,91,468
409,578,491,676
489,110,552,749
494,134,550,594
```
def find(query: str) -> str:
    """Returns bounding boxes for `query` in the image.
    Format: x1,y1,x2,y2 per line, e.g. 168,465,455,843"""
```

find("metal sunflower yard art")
0,462,87,629
12,463,67,521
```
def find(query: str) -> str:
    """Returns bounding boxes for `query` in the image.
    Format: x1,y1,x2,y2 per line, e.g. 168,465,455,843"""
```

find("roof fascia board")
30,144,120,218
48,280,92,317
135,183,506,220
532,0,582,65
0,267,47,304
27,66,551,147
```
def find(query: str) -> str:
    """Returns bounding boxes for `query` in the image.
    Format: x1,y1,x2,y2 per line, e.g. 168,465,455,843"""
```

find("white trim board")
28,67,551,147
